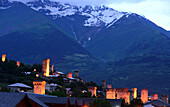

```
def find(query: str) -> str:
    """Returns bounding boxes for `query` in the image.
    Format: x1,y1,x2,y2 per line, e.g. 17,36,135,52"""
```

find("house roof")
0,92,26,107
83,98,94,106
0,92,123,107
27,94,48,107
108,99,123,107
37,96,69,104
69,97,77,105
145,99,170,107
0,92,48,107
8,83,32,88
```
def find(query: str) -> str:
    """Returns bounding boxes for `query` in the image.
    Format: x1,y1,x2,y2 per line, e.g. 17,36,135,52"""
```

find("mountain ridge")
0,2,92,64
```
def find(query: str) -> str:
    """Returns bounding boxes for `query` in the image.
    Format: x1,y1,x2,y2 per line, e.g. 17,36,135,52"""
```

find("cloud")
52,0,146,6
108,0,170,30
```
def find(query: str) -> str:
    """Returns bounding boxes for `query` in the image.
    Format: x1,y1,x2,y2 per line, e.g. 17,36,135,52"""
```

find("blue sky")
11,0,170,30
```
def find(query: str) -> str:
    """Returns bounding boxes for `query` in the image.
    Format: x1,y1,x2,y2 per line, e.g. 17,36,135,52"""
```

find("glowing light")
132,88,137,99
17,61,20,67
46,59,50,77
2,54,6,62
34,69,36,72
36,74,39,77
68,72,73,78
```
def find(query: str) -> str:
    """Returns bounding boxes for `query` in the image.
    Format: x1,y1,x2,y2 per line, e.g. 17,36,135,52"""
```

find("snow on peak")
3,0,128,27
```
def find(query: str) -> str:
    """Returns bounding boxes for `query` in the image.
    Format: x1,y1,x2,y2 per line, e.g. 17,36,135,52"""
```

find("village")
0,54,170,107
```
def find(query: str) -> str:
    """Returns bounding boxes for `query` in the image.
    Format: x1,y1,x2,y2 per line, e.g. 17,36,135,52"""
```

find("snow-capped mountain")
1,0,170,62
2,0,128,27
26,0,126,27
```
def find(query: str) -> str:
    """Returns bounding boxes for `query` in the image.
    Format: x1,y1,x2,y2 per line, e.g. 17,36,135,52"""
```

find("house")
45,83,61,92
144,99,170,107
7,83,32,92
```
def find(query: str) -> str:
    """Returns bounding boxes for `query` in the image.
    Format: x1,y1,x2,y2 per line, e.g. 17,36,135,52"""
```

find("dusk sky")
10,0,170,30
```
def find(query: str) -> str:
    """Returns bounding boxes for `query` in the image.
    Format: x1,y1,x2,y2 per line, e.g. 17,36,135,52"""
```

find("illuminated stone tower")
106,88,116,99
161,95,169,103
88,86,97,96
117,88,130,104
42,59,50,77
151,94,158,101
68,72,73,78
131,88,137,99
17,61,20,67
33,81,46,94
2,54,6,62
74,71,79,78
141,89,148,103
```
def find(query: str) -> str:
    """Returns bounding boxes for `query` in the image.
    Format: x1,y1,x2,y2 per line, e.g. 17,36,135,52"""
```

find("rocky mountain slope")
0,2,92,65
18,0,170,61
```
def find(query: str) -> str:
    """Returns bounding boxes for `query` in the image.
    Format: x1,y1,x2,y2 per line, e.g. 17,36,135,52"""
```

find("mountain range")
0,0,170,95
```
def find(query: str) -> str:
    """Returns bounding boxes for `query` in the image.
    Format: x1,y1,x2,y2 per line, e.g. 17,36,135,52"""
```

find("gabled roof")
0,92,48,107
27,94,48,107
145,99,170,107
0,92,26,107
8,83,32,88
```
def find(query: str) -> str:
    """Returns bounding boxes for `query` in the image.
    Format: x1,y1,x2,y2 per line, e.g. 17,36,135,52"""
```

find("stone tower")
2,54,6,62
102,80,106,90
131,88,137,99
42,59,50,77
68,72,73,78
161,95,169,103
141,89,148,103
117,88,130,104
106,88,116,99
74,71,79,78
33,81,46,94
88,86,97,96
